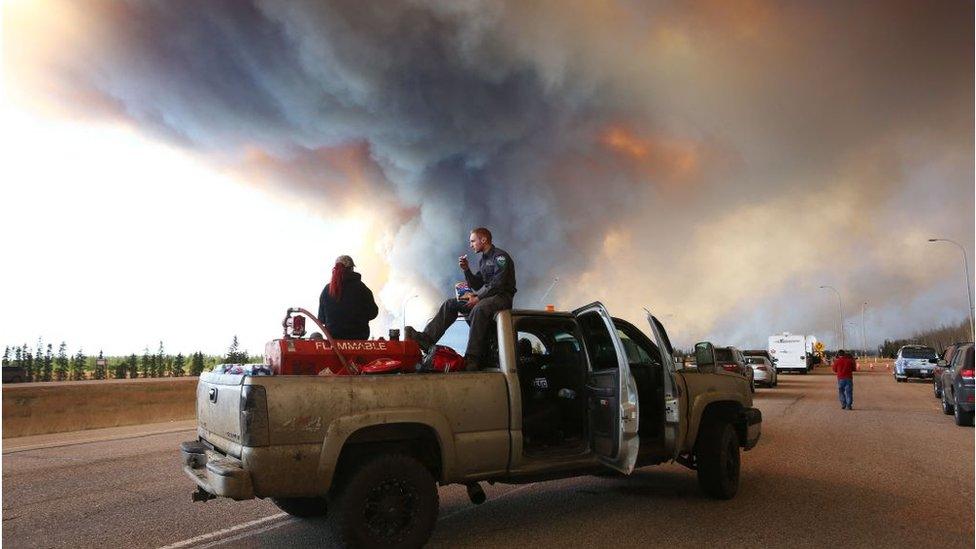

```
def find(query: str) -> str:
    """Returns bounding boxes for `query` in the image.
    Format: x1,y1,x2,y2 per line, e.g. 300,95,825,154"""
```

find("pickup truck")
181,302,761,548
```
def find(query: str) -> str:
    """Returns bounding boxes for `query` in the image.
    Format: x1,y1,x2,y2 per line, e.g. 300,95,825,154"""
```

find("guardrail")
2,377,197,438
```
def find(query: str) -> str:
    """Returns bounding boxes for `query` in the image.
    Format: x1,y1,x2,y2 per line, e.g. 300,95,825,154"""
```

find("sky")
1,0,973,356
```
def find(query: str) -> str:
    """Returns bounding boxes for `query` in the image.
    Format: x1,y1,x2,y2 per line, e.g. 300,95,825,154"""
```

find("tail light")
241,385,270,447
721,364,738,372
961,369,974,380
291,315,306,337
757,366,769,371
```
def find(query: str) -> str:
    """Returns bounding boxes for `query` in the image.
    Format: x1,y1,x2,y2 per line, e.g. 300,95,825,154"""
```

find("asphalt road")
3,368,973,548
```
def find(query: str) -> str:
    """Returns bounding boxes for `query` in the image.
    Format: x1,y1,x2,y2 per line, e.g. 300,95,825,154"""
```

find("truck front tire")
695,420,740,500
328,453,439,548
272,497,328,518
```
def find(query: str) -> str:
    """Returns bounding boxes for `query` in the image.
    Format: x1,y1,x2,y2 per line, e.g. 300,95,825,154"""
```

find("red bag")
360,358,405,375
421,345,464,373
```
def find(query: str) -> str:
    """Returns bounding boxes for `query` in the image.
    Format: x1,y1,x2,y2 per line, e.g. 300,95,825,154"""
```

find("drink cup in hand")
459,255,469,271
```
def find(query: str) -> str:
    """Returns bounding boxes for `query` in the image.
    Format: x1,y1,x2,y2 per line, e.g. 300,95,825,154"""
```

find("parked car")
934,343,971,398
745,356,777,387
2,365,27,383
940,343,974,426
715,346,754,391
893,345,938,382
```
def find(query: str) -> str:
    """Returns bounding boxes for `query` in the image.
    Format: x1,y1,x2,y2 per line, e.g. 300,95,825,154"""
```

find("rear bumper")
181,440,255,501
737,408,762,450
898,369,934,379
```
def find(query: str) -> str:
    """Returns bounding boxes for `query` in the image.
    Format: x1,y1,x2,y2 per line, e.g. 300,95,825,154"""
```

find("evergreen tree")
141,347,151,378
13,346,22,369
43,344,53,382
226,335,249,364
156,341,166,378
32,338,44,382
23,349,34,383
94,350,107,380
172,353,185,377
55,342,69,381
70,348,87,381
226,335,240,364
2,346,9,367
190,352,205,376
127,353,139,379
113,355,127,379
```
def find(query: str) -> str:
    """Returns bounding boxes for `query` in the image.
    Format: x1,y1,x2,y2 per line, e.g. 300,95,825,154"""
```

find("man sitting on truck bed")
406,227,517,371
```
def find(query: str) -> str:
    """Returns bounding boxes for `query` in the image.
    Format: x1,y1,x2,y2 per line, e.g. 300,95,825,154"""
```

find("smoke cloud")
6,0,973,348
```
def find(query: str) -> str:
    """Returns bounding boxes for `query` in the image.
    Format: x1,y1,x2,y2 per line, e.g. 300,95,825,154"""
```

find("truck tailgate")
196,372,246,456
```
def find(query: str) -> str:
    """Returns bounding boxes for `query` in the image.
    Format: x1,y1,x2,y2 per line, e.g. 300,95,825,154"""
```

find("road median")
2,377,197,438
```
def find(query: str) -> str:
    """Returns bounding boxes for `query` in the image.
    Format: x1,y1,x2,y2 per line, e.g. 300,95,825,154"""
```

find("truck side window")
578,311,620,371
616,329,656,367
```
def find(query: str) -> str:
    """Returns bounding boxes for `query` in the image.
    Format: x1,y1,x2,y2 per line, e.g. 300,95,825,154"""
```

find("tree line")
1,335,259,382
879,317,972,358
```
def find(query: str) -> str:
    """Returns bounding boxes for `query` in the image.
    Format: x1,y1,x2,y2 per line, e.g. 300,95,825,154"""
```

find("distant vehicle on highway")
2,365,27,383
745,356,777,387
939,343,974,426
768,333,810,374
934,343,971,398
893,345,938,382
715,346,754,391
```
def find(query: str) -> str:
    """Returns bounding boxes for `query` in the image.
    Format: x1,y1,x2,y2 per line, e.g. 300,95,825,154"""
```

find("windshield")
902,347,936,359
746,357,764,364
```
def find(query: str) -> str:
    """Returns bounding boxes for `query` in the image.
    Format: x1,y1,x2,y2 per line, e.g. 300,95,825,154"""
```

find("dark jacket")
464,245,517,300
318,271,379,340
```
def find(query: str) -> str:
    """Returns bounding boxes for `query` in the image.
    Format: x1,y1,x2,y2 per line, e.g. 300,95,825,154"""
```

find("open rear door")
574,302,640,474
644,308,682,459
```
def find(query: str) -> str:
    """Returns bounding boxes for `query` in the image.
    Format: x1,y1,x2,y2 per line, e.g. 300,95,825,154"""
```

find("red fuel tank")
265,338,422,376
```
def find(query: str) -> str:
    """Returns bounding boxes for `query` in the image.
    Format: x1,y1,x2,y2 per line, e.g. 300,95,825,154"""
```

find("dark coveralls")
420,246,517,362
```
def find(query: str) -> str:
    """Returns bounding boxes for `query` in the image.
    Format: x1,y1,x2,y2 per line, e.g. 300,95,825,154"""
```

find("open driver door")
574,302,640,474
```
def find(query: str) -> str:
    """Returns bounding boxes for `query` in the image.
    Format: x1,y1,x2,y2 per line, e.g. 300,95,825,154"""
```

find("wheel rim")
363,477,418,542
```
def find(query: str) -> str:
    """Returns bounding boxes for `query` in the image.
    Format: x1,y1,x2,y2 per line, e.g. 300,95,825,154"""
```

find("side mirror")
695,342,716,369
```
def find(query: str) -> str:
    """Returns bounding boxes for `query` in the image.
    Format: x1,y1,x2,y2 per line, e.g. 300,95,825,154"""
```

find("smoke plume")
5,0,973,348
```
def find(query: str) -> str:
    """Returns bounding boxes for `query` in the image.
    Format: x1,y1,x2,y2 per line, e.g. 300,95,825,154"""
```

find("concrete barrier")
2,377,198,438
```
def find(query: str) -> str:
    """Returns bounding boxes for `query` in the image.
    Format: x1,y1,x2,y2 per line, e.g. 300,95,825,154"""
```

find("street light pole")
538,277,560,307
928,238,975,342
861,302,868,358
401,294,419,334
819,285,845,349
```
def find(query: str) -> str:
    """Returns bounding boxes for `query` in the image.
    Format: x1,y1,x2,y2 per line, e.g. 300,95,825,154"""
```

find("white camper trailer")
769,332,809,374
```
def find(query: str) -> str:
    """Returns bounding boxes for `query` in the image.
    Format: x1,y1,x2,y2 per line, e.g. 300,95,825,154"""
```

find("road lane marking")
156,513,289,549
193,516,297,549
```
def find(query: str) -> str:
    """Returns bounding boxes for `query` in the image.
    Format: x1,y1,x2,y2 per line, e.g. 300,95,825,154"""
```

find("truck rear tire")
272,497,328,518
328,453,439,548
695,420,740,500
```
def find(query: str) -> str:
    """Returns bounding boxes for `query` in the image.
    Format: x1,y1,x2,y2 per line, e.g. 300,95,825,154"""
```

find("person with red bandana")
317,255,379,340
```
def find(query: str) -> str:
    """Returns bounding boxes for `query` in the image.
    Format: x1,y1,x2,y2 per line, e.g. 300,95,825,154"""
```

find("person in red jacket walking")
832,350,857,410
